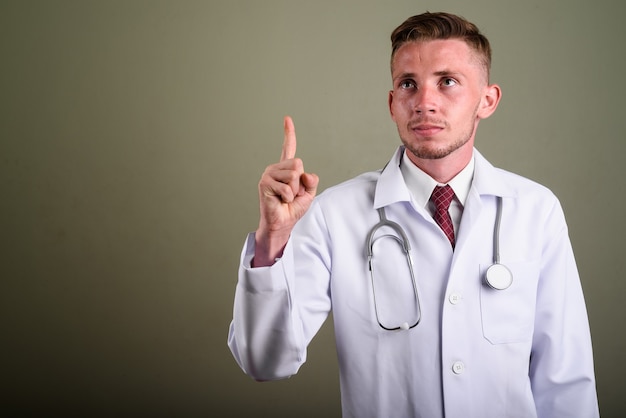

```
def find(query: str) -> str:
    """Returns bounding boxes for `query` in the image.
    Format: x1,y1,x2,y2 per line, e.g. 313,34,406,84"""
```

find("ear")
388,90,396,121
477,83,502,120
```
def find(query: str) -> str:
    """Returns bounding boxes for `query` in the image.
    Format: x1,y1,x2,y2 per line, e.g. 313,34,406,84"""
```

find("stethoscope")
366,195,512,331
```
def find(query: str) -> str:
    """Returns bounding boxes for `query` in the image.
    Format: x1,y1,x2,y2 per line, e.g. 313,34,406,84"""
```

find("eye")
399,80,416,90
441,78,457,87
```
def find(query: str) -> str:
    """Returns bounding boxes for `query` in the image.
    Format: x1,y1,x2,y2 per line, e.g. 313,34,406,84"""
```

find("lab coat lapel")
372,147,412,210
454,149,515,251
470,149,515,198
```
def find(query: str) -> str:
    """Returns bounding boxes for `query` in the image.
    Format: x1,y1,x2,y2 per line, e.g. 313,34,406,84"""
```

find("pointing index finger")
280,116,297,161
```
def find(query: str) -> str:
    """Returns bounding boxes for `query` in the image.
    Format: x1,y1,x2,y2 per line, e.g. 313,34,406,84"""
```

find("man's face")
389,39,498,165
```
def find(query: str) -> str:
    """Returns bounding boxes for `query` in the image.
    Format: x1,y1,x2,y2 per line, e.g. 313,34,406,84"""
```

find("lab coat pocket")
479,260,540,344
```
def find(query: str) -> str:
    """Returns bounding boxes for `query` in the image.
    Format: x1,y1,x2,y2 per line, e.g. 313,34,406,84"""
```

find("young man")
228,12,599,418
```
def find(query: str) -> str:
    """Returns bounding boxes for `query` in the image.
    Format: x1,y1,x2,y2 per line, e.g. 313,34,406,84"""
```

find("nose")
414,85,437,114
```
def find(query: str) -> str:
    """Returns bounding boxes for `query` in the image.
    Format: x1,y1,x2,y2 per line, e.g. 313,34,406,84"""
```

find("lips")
411,124,444,136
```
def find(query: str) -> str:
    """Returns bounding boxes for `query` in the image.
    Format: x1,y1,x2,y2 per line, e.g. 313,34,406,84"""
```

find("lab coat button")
452,361,465,375
449,293,462,305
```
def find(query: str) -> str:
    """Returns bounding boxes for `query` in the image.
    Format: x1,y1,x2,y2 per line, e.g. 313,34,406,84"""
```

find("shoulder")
295,169,382,234
315,170,382,205
474,150,558,202
487,166,567,230
497,168,556,198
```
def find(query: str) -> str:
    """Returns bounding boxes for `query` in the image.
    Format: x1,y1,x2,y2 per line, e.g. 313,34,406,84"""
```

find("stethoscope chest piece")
485,263,513,290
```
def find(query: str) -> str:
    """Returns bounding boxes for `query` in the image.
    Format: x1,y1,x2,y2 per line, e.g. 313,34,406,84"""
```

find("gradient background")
2,0,624,416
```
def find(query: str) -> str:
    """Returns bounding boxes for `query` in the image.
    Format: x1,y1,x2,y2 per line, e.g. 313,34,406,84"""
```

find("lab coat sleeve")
227,233,304,381
227,202,332,381
529,199,599,417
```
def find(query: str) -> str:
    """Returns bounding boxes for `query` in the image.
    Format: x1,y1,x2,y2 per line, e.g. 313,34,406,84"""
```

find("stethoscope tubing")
367,195,512,331
367,208,421,330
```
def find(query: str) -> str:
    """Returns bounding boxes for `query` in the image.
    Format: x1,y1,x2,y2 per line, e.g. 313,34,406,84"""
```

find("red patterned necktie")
430,185,456,248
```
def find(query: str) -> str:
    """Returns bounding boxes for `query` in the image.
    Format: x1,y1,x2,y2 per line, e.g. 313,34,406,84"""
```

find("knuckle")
286,170,300,183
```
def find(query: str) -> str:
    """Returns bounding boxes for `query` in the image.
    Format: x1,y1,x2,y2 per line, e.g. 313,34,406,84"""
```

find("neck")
406,145,474,184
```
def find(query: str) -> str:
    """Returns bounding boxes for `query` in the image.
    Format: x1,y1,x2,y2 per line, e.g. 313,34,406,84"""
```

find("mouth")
411,124,444,137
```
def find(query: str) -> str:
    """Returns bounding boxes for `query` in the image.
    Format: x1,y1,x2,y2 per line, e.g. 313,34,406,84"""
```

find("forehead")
391,39,484,77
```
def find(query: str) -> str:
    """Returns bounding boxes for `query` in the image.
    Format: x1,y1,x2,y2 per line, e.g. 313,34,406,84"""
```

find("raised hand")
253,116,319,267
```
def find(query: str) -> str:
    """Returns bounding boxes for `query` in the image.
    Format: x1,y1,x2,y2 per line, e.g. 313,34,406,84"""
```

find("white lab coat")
228,147,599,418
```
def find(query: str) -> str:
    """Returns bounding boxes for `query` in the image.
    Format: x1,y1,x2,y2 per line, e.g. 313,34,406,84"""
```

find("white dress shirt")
400,150,474,237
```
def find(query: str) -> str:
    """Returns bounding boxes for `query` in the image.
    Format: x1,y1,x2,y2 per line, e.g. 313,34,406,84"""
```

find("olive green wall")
2,0,624,416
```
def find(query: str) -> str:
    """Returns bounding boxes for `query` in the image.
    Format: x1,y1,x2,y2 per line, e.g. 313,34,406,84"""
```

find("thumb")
300,172,319,197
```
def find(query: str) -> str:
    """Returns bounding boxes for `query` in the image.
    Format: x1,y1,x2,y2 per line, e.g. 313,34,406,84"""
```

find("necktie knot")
431,185,455,212
430,185,456,248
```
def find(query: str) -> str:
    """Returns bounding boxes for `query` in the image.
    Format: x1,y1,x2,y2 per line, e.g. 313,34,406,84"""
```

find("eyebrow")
434,70,464,78
392,70,464,82
392,72,415,82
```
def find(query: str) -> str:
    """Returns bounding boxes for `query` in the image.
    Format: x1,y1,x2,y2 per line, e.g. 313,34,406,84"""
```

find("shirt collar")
400,149,474,209
373,146,513,209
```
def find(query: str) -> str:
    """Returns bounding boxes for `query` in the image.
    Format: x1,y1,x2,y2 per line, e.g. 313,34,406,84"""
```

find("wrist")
252,228,290,267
